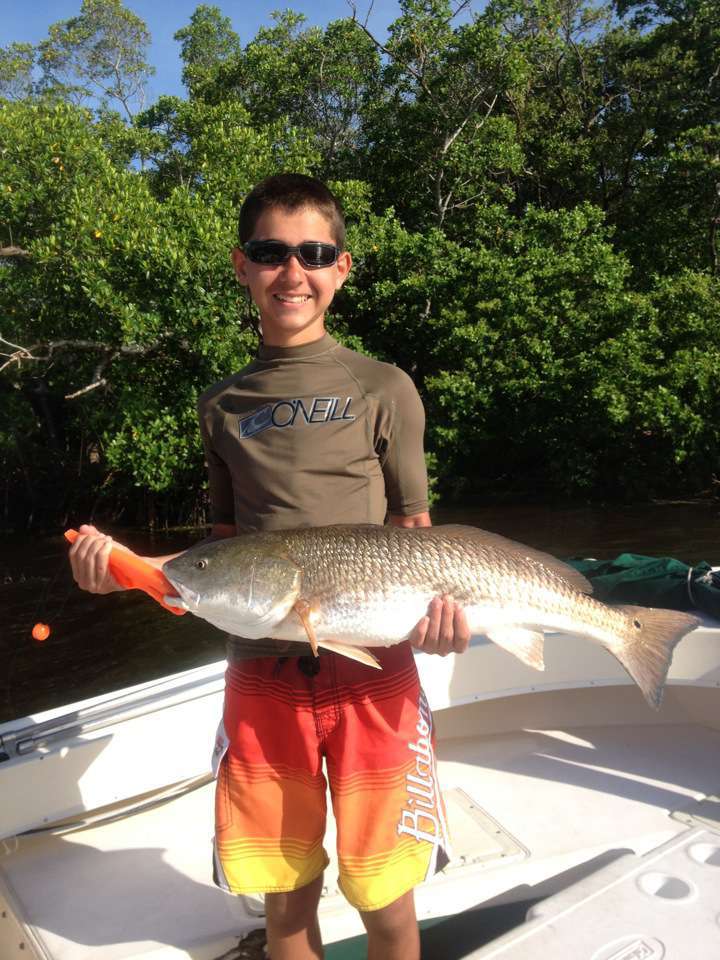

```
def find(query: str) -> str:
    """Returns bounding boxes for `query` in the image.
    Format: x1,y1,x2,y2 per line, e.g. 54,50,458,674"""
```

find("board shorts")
212,642,451,912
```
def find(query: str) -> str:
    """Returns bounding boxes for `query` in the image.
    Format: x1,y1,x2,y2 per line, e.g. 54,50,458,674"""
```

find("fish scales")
274,526,575,637
163,524,700,709
279,527,517,623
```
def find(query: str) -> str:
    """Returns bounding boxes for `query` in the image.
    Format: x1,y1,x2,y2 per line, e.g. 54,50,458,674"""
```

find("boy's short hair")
238,173,346,250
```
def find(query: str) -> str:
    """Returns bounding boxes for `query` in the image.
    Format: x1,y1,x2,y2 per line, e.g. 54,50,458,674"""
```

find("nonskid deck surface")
1,720,718,960
464,821,720,959
320,720,720,942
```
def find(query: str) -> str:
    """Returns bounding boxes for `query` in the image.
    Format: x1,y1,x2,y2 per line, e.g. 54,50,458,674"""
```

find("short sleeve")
378,369,429,517
198,400,235,526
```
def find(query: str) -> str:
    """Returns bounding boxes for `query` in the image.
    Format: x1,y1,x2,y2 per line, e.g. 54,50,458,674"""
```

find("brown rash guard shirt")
197,332,429,659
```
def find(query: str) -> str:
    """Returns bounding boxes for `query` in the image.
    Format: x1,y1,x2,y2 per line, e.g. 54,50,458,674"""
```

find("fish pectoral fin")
486,627,545,671
289,594,383,670
317,641,382,670
293,598,320,657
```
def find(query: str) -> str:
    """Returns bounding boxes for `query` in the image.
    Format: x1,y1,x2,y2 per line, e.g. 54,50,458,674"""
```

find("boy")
70,173,470,960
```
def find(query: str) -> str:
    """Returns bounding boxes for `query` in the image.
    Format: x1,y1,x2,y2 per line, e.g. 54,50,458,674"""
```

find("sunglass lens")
244,241,338,267
298,243,338,267
248,241,287,264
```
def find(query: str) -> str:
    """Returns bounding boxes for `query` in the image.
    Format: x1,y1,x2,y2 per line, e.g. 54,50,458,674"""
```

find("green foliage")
341,202,666,498
193,12,382,175
1,0,718,528
0,100,251,523
0,43,36,101
174,5,241,96
363,0,528,228
37,0,155,117
136,96,320,202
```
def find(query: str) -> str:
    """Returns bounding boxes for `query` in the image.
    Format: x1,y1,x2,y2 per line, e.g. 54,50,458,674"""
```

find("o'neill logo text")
239,396,355,439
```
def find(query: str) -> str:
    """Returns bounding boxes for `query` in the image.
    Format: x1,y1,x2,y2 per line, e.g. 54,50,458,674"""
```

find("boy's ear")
335,250,352,289
231,247,249,285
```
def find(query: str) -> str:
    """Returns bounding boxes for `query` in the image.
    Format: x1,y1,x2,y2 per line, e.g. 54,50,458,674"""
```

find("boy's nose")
280,254,305,278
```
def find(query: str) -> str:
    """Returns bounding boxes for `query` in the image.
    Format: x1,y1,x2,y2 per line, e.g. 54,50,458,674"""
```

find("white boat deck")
467,822,720,959
1,700,718,958
1,625,719,959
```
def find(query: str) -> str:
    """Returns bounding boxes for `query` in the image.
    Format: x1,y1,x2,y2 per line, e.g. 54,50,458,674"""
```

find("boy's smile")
232,207,352,347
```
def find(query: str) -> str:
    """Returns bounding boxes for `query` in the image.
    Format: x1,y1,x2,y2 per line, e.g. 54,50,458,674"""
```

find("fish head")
163,538,302,638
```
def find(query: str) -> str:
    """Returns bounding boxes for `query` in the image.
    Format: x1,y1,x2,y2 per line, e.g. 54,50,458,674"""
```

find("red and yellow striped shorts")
212,642,450,912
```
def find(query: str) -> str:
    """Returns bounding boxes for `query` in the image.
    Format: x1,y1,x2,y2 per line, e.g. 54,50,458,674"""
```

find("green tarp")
566,553,720,621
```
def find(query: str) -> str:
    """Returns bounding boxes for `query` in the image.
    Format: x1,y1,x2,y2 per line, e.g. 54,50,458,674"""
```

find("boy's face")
231,206,352,347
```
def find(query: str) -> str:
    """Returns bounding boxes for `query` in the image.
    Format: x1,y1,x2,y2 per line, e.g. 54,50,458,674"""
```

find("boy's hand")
68,524,127,594
409,596,471,656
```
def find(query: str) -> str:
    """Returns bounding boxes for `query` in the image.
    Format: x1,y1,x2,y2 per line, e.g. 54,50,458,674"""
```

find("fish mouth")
163,576,200,612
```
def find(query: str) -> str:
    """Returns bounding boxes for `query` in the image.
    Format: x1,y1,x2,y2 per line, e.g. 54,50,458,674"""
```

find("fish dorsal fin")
432,525,593,595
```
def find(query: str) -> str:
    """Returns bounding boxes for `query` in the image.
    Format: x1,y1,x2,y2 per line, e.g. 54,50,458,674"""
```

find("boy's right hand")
68,524,126,594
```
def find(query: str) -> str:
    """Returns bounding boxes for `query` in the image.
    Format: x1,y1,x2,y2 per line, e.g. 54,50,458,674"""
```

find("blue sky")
1,1,403,104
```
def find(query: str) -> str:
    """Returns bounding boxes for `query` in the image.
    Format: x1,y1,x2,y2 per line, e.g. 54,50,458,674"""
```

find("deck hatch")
317,787,529,902
443,788,529,869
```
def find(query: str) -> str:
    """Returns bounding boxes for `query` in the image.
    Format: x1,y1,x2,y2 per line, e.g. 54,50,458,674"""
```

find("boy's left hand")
409,596,471,656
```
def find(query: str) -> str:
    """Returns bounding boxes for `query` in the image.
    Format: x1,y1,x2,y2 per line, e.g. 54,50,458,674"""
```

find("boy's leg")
214,657,331,954
327,644,451,914
265,873,325,960
360,889,420,960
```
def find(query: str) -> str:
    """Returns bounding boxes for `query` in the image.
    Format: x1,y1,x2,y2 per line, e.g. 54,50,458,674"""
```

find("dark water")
2,502,719,723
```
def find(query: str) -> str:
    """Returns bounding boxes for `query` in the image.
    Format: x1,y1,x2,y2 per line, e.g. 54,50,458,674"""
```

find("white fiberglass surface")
2,717,718,958
436,722,720,872
323,717,720,941
0,783,250,960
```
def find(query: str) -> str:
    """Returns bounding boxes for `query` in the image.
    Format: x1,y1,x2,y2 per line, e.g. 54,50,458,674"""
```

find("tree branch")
347,1,433,99
0,334,173,387
65,378,108,400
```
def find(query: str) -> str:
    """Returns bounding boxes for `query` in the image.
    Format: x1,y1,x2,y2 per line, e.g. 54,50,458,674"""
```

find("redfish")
163,524,698,709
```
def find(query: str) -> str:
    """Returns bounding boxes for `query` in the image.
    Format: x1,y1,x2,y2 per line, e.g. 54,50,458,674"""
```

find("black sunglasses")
243,240,340,269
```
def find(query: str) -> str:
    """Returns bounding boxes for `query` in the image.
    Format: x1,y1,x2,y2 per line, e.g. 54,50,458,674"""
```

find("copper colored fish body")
163,524,699,709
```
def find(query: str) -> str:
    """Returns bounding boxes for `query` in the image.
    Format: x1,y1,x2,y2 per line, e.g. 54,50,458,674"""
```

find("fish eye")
195,559,208,570
633,618,641,629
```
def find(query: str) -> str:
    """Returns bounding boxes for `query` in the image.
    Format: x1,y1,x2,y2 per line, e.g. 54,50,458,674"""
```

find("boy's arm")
380,371,470,656
389,512,431,528
390,512,471,656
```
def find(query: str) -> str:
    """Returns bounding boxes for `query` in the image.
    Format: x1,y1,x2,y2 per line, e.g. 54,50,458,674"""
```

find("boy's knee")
361,889,417,942
264,875,323,933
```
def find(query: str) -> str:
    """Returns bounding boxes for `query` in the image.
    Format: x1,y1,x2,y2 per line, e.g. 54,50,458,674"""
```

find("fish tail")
609,606,700,710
